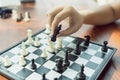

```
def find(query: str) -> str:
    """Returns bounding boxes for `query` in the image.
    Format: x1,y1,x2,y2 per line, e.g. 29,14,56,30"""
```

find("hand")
47,6,84,37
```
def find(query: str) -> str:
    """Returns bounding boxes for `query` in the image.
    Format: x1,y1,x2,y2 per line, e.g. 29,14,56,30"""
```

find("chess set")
0,24,117,80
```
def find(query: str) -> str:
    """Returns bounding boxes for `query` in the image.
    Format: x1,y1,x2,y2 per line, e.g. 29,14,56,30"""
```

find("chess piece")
75,39,81,55
21,42,26,49
47,36,55,53
41,48,47,58
4,55,11,67
16,13,23,22
55,58,64,73
64,49,70,67
76,64,86,80
102,41,108,52
34,37,40,47
56,37,62,49
45,24,51,35
19,55,26,66
30,59,37,69
54,78,58,80
21,42,28,56
11,9,18,20
51,25,61,42
84,35,90,46
24,11,30,22
42,73,46,80
27,29,34,45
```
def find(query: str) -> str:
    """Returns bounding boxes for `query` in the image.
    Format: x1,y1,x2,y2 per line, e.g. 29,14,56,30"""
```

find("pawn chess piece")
19,55,26,66
41,48,47,58
12,9,18,20
34,37,40,47
45,24,51,35
30,59,37,69
42,73,46,80
4,55,11,67
47,36,55,53
84,35,90,46
76,64,86,80
21,42,26,49
24,11,30,22
21,42,28,56
56,37,62,49
27,29,34,45
102,41,108,52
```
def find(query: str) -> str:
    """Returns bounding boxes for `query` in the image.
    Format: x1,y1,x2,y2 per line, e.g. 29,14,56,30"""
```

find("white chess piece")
47,36,55,53
24,12,30,22
19,55,26,66
56,37,62,49
21,42,26,49
41,48,47,58
21,48,28,56
4,55,11,67
12,9,18,20
34,37,40,47
45,24,51,35
27,29,34,44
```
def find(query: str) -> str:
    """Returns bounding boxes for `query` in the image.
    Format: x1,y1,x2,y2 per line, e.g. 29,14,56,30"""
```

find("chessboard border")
0,28,117,80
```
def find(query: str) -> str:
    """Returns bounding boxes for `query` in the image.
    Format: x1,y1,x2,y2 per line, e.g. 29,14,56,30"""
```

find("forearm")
80,3,120,25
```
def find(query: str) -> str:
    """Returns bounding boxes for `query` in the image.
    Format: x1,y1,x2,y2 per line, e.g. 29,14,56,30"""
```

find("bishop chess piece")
101,41,108,52
51,25,61,42
30,59,37,69
55,58,64,73
76,64,86,80
84,35,90,46
75,38,81,55
64,49,70,67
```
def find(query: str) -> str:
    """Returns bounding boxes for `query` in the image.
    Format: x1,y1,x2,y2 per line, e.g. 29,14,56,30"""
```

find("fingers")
57,24,81,37
47,6,64,27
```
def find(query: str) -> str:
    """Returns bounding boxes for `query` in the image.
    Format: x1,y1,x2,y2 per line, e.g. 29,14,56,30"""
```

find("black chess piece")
20,13,23,20
76,64,86,80
55,58,64,73
75,39,81,55
54,78,58,80
30,59,37,69
42,73,46,80
102,41,108,52
84,35,90,46
51,25,62,42
64,49,70,67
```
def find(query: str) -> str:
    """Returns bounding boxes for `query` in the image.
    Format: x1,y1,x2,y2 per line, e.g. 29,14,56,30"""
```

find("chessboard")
0,26,116,80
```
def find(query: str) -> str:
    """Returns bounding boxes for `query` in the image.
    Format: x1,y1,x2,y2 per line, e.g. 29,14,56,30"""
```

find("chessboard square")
67,43,76,49
46,70,61,79
95,52,106,58
62,68,77,79
59,75,71,80
89,44,100,50
90,56,103,64
39,38,47,45
26,46,37,53
46,52,54,60
69,63,81,72
84,67,95,77
85,48,97,55
7,64,23,74
75,57,88,65
25,62,41,72
25,72,42,80
33,49,42,56
25,53,39,60
80,53,92,60
1,52,14,58
85,61,98,70
43,60,56,69
36,66,50,75
68,54,78,61
17,68,33,78
9,47,21,55
37,33,47,39
35,57,46,65
10,55,20,63
63,37,74,42
56,50,65,58
62,40,69,47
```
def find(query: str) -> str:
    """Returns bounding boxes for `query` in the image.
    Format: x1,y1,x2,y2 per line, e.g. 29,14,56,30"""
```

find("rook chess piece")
51,25,61,42
30,59,37,69
102,41,108,52
84,35,90,46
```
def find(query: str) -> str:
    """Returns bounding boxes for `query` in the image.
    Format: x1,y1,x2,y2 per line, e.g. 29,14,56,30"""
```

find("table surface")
0,0,120,80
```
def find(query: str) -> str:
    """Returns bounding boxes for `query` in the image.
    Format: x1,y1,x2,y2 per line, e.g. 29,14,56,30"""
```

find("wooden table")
0,0,120,80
